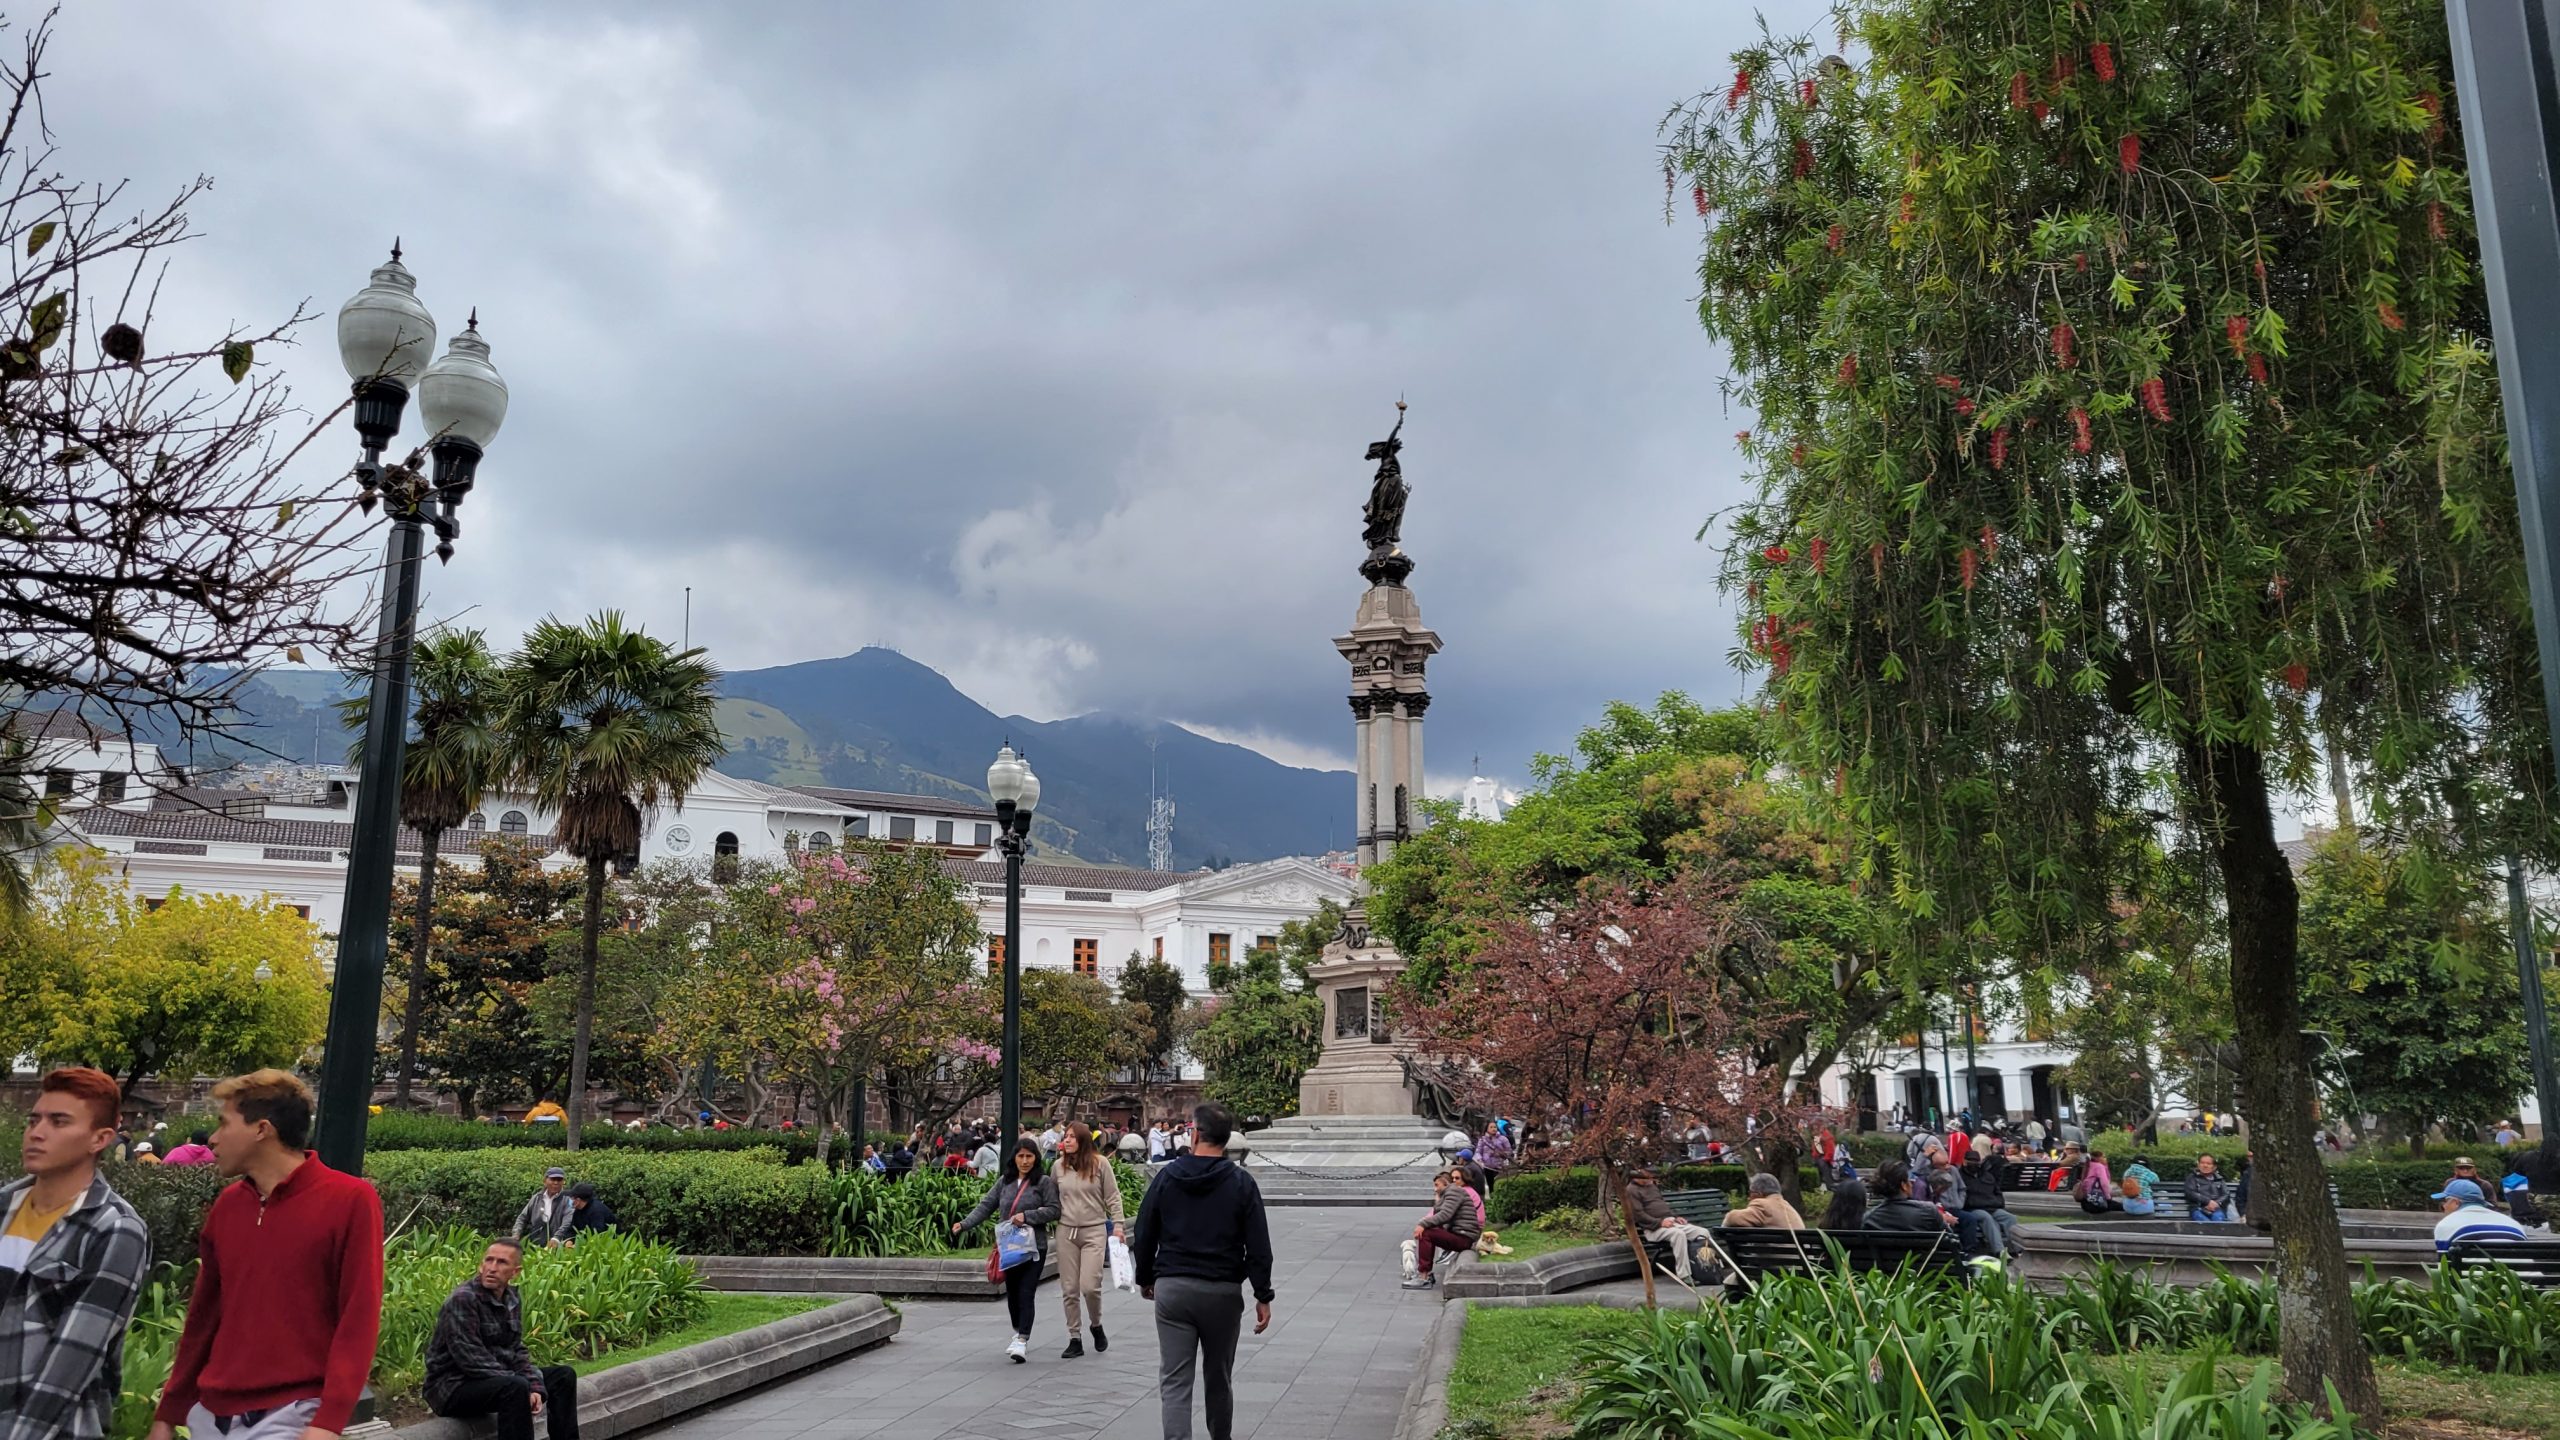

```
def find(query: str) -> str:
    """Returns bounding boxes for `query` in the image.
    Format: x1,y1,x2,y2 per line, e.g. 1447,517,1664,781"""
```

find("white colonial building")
31,715,1354,1055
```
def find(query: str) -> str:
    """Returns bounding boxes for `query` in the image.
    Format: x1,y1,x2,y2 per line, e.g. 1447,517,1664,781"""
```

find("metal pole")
1000,823,1024,1147
1963,987,1980,1120
2508,858,2560,1165
315,504,425,1174
1937,1012,1956,1131
2450,0,2560,1179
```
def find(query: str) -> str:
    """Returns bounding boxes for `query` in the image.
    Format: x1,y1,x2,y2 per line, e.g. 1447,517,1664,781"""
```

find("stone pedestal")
1296,906,1417,1117
1339,575,1441,870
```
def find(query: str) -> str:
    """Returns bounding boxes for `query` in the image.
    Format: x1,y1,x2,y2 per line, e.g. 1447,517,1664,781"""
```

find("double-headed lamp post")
986,744,1042,1146
313,245,509,1175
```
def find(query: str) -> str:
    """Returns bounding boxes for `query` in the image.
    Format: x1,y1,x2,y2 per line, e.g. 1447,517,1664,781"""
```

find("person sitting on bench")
1721,1172,1804,1230
1624,1166,1717,1282
1863,1160,1956,1237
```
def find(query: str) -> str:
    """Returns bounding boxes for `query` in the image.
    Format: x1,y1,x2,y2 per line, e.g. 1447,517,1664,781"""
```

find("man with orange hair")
148,1070,383,1440
0,1065,152,1440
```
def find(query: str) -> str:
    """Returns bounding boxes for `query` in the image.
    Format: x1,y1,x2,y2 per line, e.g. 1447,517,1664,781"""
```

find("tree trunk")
392,828,442,1109
1607,1166,1658,1308
2192,736,2380,1417
565,853,606,1152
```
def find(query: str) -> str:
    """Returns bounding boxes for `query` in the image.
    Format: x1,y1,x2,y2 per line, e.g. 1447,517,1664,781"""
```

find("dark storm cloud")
40,0,1807,793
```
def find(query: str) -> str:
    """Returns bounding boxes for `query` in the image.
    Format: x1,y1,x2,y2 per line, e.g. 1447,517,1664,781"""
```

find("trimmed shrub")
1487,1165,1823,1225
366,1145,832,1255
364,1111,830,1164
90,1161,228,1271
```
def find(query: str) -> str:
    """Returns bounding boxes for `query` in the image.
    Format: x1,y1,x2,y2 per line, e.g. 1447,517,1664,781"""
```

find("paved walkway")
654,1206,1439,1440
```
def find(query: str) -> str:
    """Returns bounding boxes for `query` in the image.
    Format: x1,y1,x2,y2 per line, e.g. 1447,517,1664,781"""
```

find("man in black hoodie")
1132,1102,1274,1440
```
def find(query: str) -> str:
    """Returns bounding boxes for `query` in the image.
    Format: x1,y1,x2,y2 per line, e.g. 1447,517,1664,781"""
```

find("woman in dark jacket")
1862,1160,1955,1234
956,1139,1061,1362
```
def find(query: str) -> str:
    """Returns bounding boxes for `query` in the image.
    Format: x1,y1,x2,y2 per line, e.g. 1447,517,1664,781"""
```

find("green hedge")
362,1111,839,1164
1487,1165,1827,1225
365,1145,834,1255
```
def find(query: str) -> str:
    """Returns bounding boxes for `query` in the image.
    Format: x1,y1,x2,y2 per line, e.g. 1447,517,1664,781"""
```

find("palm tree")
498,611,723,1149
341,629,503,1108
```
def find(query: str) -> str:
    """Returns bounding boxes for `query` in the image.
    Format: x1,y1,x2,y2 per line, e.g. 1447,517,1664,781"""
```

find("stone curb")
1391,1296,1468,1440
1440,1242,1638,1300
389,1294,898,1440
684,1249,1058,1298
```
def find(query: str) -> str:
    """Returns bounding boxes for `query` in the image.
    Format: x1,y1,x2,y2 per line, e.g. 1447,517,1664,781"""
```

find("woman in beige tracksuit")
1049,1120,1126,1359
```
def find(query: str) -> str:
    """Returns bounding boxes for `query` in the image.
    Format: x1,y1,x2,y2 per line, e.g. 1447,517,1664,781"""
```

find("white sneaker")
1007,1335,1028,1363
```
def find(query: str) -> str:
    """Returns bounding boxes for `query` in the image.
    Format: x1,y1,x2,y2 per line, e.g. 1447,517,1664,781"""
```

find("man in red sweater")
148,1070,383,1440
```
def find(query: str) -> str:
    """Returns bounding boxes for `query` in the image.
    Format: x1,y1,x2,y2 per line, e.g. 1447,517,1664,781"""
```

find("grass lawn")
1445,1304,1649,1434
1479,1227,1620,1264
573,1292,832,1377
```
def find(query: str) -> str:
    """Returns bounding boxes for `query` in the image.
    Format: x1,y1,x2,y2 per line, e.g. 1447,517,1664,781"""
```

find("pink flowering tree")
724,841,982,1165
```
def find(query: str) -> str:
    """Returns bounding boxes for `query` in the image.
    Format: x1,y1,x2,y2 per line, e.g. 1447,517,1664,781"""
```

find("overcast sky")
55,2,1818,796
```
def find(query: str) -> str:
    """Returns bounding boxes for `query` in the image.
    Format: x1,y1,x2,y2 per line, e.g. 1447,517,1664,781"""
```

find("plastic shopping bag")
1108,1233,1137,1291
995,1220,1040,1271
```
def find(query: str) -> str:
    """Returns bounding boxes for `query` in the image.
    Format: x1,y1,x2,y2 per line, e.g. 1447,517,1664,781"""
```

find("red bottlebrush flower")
2032,101,2051,124
1770,638,1793,675
1793,137,1816,179
2009,71,2032,110
2270,572,2291,601
1728,68,1753,110
2281,661,2309,694
2051,322,2077,367
1764,544,1791,565
1839,353,1859,386
2248,352,2270,386
1955,396,1976,419
1899,191,1916,224
2427,202,2447,241
2071,406,2094,453
1870,541,1886,582
1988,425,2010,470
1694,183,1712,217
2378,300,2406,331
2074,251,2089,273
2418,90,2445,143
1958,545,1979,591
2140,376,2173,422
1801,77,1819,108
1935,373,1962,391
2225,314,2250,357
1980,523,2001,562
1790,441,1807,466
1808,535,1829,573
2090,42,2117,82
1826,223,1846,253
2119,133,2142,173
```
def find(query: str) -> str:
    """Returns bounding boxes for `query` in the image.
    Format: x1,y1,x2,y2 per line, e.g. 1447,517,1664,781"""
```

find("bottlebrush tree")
1664,1,2549,1413
1406,878,1811,1305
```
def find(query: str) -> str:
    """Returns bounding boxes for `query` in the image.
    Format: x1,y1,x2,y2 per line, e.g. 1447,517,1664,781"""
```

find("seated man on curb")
426,1237,579,1440
1399,1167,1483,1289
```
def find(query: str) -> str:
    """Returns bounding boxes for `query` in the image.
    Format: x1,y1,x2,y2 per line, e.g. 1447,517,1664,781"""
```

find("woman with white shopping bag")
1048,1120,1127,1359
955,1138,1060,1362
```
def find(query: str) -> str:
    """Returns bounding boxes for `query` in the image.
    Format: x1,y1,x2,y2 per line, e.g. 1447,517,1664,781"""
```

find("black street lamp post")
312,246,508,1175
2445,4,2560,1172
986,744,1041,1147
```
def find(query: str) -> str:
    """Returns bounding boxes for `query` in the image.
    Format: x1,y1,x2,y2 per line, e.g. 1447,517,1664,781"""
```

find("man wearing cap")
2432,1177,2528,1253
512,1169,574,1247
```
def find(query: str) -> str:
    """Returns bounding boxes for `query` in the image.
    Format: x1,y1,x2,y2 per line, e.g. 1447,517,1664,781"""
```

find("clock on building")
663,825,693,855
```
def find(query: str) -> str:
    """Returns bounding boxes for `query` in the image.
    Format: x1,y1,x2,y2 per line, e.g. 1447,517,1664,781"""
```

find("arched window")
499,811,528,835
808,831,833,851
466,813,487,832
713,830,741,882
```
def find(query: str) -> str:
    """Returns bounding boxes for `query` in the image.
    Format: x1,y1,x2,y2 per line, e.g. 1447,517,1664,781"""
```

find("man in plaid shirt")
1,1067,153,1440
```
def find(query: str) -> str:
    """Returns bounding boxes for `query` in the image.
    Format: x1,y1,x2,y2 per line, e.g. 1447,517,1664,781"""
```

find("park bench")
2445,1239,2560,1289
1708,1225,1968,1295
1664,1187,1728,1225
2004,1161,2059,1191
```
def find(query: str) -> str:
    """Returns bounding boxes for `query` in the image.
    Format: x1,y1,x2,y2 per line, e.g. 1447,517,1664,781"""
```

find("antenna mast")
1146,740,1176,872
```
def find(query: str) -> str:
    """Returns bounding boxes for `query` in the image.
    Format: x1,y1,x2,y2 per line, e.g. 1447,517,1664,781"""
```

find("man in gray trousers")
1131,1102,1275,1440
